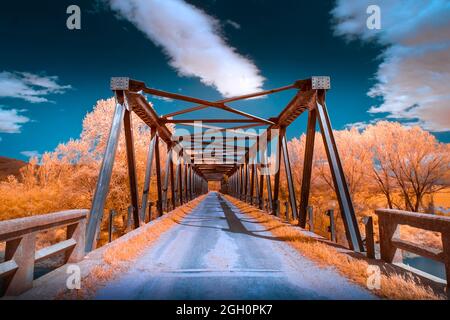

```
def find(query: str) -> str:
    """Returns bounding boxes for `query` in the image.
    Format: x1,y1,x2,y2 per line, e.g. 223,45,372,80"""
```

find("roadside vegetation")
226,196,446,300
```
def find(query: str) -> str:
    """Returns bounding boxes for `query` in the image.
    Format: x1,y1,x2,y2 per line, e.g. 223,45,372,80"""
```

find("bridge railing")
375,209,450,290
0,209,87,297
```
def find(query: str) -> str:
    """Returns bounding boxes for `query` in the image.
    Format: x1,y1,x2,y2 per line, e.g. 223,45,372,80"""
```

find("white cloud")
344,121,370,131
153,95,174,102
0,107,30,133
109,0,264,97
344,119,381,131
0,71,71,103
226,19,241,30
20,150,41,159
332,0,450,132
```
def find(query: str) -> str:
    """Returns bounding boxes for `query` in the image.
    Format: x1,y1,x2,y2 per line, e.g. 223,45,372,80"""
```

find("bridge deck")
95,192,374,300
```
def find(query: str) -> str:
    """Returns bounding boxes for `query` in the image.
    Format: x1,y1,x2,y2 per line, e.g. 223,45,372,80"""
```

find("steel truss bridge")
2,77,449,299
85,76,364,252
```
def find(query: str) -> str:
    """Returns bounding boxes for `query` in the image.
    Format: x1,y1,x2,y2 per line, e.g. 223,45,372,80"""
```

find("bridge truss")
85,76,364,252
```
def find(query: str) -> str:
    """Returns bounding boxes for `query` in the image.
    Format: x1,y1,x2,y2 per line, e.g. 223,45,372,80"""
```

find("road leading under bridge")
95,192,375,300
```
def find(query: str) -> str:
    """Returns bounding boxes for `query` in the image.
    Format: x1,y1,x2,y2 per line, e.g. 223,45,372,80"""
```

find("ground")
94,192,375,300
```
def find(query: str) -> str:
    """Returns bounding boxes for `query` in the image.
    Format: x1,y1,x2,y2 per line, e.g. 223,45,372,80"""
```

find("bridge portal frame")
85,76,364,253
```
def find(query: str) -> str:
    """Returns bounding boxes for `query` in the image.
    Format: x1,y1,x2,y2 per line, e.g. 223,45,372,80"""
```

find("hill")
0,156,27,181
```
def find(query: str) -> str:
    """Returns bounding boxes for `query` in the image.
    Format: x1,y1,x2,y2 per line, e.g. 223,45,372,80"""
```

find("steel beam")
85,94,125,252
154,135,163,217
281,132,298,220
183,163,188,203
250,164,255,205
174,159,180,206
272,129,283,215
316,93,363,252
164,119,265,124
123,107,140,228
162,145,172,212
169,150,176,209
258,168,264,210
298,108,317,227
140,129,156,223
162,83,297,119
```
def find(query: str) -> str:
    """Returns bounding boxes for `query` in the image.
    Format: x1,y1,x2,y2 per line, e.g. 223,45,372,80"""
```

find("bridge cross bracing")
85,76,364,253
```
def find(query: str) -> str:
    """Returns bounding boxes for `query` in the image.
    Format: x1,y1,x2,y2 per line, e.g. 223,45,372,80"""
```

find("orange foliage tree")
0,97,168,223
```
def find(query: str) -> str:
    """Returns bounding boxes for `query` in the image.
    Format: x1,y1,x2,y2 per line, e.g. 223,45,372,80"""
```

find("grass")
224,195,446,300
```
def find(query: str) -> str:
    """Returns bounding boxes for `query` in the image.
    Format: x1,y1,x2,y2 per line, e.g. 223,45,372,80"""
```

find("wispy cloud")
226,19,241,30
344,119,381,131
0,71,71,103
108,0,264,97
0,107,30,133
152,95,174,102
332,0,450,132
20,150,41,159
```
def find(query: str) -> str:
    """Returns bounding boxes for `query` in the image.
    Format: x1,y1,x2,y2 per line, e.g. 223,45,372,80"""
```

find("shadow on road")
174,193,291,242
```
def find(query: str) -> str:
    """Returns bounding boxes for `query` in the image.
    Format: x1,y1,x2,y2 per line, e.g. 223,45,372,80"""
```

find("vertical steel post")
239,164,244,200
169,150,176,209
254,166,260,207
162,145,172,212
316,93,363,252
258,167,264,210
250,164,255,205
243,163,248,201
246,163,251,202
154,135,163,217
193,172,197,197
140,129,156,223
174,157,181,206
299,108,317,228
123,106,140,228
272,128,283,215
264,152,273,214
281,131,298,220
187,165,192,200
184,163,188,203
85,95,125,252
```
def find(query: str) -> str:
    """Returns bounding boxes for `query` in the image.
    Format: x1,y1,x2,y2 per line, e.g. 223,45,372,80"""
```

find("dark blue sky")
1,0,446,161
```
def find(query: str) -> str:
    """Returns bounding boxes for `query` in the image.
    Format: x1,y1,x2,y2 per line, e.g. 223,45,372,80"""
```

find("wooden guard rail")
0,209,87,296
376,209,450,289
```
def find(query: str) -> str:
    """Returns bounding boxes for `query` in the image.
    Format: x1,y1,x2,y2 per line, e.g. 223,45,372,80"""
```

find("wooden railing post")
378,215,402,263
441,234,450,294
362,216,375,259
327,209,336,242
285,201,289,222
307,206,314,232
108,209,115,243
148,202,153,222
3,234,36,296
126,206,133,232
66,218,86,262
375,208,450,292
0,209,88,297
